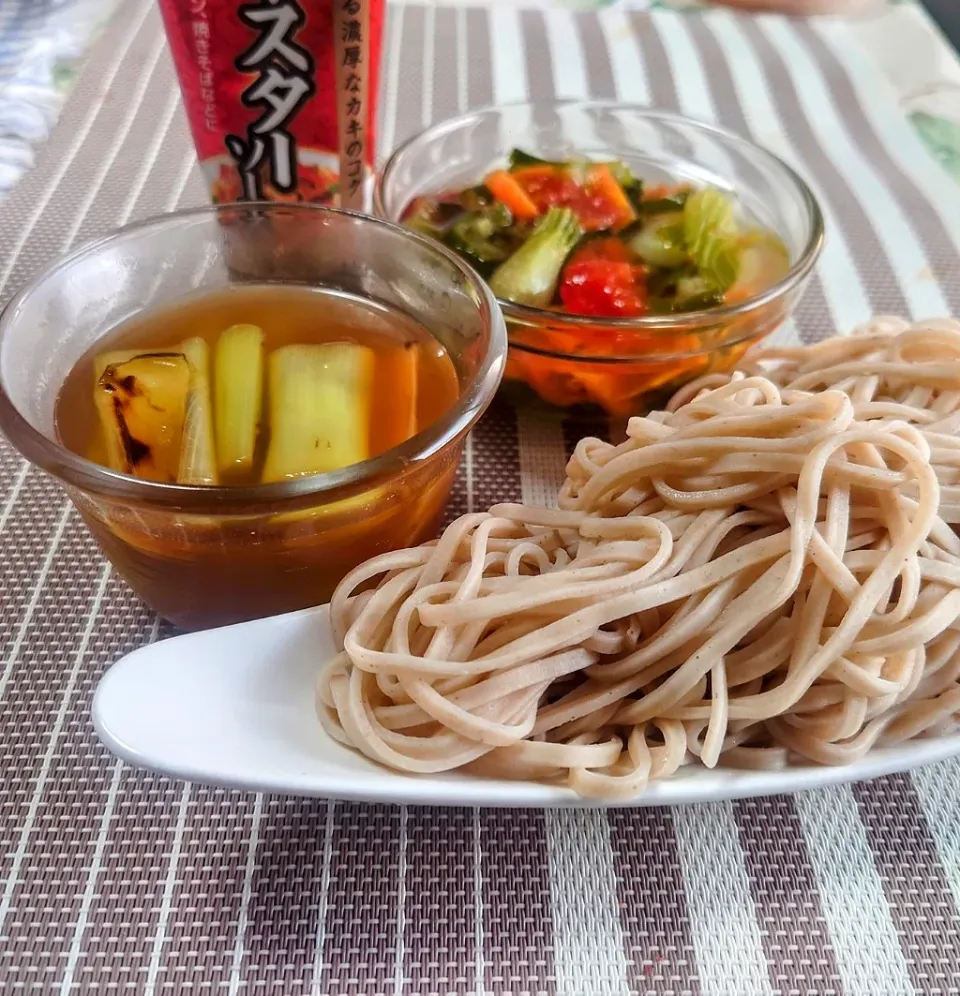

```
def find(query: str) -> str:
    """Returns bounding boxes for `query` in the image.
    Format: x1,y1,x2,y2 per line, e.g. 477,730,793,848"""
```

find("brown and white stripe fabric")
1,1,960,992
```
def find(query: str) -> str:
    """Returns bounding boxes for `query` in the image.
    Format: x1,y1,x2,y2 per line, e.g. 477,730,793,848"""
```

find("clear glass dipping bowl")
0,204,506,629
376,101,824,418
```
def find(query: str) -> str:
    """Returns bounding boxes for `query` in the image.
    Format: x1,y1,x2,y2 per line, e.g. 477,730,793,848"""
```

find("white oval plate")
92,606,960,808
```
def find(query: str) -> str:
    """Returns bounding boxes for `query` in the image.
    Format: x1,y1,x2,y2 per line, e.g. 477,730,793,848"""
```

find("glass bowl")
376,101,824,418
0,204,506,629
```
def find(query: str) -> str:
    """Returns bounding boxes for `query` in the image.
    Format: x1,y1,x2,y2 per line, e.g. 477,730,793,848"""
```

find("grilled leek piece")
214,323,264,476
262,342,374,482
94,353,190,481
94,349,147,384
177,337,218,485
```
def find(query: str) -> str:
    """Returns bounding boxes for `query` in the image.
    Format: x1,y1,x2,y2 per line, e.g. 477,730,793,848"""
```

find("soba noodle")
316,318,960,800
670,316,960,522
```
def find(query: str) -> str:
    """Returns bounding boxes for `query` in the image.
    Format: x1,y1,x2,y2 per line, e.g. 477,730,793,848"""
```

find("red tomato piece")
518,172,575,209
559,258,648,318
566,237,633,264
516,172,620,232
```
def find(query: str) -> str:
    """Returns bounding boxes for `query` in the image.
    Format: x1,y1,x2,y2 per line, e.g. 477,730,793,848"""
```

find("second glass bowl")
376,101,824,418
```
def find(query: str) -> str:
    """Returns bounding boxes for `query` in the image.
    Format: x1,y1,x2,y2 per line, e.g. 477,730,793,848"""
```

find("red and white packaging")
158,0,384,207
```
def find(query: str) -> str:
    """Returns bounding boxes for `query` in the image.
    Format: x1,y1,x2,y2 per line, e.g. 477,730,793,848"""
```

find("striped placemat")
2,2,960,993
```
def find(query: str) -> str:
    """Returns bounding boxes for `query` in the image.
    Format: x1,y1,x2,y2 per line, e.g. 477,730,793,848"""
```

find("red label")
158,0,384,204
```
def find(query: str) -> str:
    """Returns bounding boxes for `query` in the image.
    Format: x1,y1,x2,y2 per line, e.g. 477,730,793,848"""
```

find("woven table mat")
3,2,960,994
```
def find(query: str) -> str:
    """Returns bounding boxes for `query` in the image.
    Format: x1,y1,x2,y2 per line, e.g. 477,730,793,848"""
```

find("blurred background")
0,0,956,200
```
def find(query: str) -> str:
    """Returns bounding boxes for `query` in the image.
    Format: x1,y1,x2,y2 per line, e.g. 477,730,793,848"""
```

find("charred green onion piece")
94,353,190,482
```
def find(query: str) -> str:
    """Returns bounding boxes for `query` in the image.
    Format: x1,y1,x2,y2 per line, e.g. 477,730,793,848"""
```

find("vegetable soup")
53,285,462,627
57,285,459,485
403,149,789,318
403,150,791,416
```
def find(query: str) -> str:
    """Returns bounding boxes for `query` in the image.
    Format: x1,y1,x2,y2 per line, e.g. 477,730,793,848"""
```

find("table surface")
4,1,960,994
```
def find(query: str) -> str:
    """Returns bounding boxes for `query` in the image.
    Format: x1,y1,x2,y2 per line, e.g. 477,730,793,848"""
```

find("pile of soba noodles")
316,317,960,800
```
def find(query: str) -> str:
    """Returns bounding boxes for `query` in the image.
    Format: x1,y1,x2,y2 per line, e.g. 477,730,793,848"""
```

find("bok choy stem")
488,206,582,308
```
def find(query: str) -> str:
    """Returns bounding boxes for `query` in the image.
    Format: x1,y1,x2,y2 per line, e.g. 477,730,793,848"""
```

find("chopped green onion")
625,213,688,269
639,191,690,215
460,185,493,213
675,274,724,311
445,208,513,276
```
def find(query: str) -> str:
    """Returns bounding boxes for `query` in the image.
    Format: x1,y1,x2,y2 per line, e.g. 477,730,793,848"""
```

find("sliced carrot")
509,320,716,415
586,164,637,231
484,169,540,222
416,341,459,431
369,341,419,455
575,359,703,415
